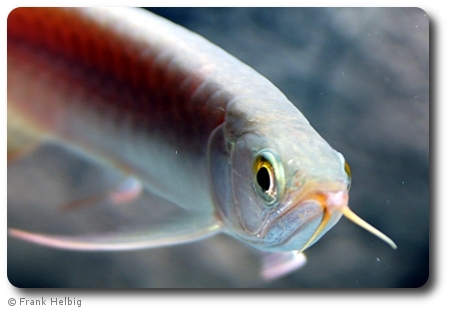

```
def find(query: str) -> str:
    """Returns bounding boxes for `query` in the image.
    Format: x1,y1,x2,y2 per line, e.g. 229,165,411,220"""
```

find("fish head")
208,99,395,252
208,100,350,252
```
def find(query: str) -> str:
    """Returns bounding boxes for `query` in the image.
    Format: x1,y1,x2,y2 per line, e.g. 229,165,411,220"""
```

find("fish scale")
8,8,225,160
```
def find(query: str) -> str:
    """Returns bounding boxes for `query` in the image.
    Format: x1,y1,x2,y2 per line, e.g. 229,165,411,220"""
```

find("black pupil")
257,166,271,192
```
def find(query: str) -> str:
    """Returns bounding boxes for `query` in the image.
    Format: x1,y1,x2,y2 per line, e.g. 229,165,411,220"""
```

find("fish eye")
253,150,285,207
344,161,352,190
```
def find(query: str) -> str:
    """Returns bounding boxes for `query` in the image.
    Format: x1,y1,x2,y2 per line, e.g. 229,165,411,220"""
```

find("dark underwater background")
8,7,429,288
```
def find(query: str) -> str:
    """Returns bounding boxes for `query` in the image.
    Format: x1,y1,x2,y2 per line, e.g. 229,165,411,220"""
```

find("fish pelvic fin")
8,214,223,251
260,251,307,281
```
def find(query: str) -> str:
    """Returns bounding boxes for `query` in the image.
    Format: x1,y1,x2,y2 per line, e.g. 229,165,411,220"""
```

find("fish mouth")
261,187,348,251
295,190,348,251
262,186,397,251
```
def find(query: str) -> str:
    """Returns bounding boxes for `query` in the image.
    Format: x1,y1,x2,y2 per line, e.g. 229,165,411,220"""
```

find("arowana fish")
7,7,396,280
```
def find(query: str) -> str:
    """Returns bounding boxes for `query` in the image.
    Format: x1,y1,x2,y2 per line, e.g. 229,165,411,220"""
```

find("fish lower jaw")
256,204,324,252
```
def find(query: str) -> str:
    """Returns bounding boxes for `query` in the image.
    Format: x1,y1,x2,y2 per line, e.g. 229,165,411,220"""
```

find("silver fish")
7,7,396,280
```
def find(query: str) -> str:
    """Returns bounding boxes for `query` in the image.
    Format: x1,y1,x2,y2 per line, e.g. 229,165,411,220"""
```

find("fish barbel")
7,8,396,267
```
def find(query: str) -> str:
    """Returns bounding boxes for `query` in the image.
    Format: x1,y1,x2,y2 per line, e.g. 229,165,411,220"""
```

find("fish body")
7,7,395,264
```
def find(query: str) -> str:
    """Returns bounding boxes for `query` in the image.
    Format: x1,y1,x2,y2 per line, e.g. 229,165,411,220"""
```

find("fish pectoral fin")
8,213,223,251
62,176,143,211
260,251,307,281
